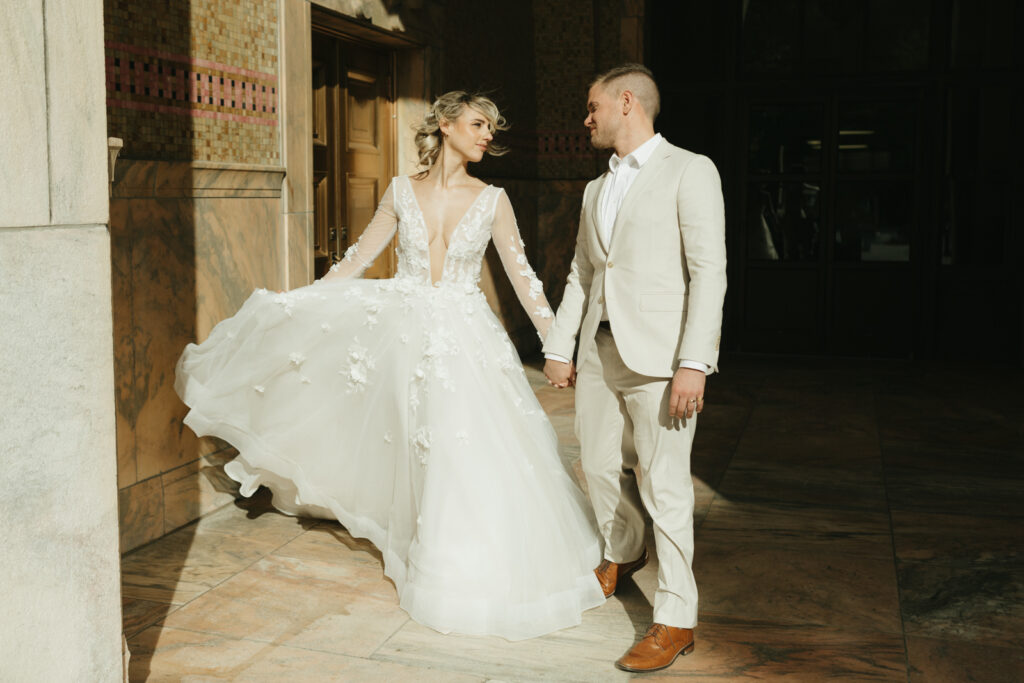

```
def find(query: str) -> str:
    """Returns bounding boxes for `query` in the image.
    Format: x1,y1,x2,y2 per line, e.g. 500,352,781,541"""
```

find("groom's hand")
544,359,574,389
669,367,706,420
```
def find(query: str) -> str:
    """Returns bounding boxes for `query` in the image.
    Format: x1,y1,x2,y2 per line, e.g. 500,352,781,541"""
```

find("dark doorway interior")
649,0,1023,364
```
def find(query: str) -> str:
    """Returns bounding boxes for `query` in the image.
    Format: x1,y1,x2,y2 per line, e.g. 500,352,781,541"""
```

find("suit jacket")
543,140,727,378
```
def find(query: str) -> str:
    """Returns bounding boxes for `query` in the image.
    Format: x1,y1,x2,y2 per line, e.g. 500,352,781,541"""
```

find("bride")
175,91,605,640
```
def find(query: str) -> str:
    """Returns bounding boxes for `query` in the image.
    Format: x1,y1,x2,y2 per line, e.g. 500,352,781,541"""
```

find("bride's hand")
544,359,573,389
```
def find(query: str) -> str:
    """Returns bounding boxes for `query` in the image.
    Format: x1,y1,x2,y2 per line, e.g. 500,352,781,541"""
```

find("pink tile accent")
107,98,278,127
105,41,277,82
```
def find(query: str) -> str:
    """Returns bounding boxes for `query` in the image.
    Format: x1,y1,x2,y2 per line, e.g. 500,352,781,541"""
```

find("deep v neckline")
403,175,491,283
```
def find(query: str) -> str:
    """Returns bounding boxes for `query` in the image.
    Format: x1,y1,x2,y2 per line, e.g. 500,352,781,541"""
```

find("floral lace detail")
440,185,500,288
411,427,432,465
393,178,433,283
339,340,375,392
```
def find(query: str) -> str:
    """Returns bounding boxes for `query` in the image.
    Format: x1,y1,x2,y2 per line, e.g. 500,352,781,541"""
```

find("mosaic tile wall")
104,0,279,164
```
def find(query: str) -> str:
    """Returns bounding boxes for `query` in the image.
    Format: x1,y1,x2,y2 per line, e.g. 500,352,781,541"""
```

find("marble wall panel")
111,159,159,199
281,0,312,215
162,459,239,535
0,225,122,681
286,212,314,289
156,163,287,199
194,196,284,340
113,160,284,549
119,475,164,553
0,3,49,227
45,0,108,225
127,197,201,481
110,199,138,489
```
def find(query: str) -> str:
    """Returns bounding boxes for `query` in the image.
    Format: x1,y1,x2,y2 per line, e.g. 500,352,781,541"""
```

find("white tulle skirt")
175,277,605,640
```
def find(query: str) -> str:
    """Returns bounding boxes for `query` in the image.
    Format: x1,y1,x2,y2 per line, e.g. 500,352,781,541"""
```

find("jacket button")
598,296,605,304
607,261,614,268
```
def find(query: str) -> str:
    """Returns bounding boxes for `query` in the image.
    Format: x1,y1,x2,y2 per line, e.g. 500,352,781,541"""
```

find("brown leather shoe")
594,547,649,598
615,623,695,672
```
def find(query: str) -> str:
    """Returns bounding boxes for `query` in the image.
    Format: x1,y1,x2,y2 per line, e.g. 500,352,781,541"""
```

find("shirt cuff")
545,353,571,364
677,359,711,375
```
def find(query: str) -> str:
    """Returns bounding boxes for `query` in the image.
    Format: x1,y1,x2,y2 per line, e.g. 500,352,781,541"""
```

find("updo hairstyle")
414,91,509,170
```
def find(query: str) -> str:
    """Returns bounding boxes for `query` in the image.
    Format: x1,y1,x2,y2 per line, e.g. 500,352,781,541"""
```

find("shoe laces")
646,623,671,648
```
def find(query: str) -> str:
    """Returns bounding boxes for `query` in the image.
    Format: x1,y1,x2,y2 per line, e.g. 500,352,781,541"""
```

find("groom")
543,64,726,672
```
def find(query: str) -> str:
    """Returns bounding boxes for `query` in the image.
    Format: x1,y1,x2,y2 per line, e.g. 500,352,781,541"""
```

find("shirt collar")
608,133,663,173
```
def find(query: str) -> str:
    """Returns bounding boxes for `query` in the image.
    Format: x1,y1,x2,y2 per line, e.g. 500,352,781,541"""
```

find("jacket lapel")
607,140,671,255
587,173,610,255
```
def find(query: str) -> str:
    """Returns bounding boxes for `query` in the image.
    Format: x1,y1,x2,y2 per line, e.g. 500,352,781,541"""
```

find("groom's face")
584,83,619,150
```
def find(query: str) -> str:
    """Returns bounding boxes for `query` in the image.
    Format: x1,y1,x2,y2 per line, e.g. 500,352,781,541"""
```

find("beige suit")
543,140,726,629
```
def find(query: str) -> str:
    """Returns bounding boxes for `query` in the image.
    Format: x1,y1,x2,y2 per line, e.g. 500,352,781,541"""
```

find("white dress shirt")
547,133,709,374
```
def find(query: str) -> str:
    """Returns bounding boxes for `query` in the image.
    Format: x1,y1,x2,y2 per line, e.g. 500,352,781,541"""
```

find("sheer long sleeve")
322,180,398,281
491,190,555,341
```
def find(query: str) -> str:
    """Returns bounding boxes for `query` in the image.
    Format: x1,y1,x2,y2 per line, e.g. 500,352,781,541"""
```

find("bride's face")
441,107,494,163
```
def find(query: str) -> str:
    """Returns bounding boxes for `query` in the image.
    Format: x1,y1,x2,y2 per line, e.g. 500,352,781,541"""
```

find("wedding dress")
175,175,605,640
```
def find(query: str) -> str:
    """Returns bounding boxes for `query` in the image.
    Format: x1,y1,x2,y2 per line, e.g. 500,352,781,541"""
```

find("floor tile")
160,553,406,657
885,474,1023,518
696,540,903,634
891,510,1020,566
373,614,634,683
906,635,1024,683
717,462,888,511
882,440,1024,479
270,522,386,571
232,645,486,682
877,395,1023,451
744,403,878,440
121,524,280,605
122,597,178,639
127,626,272,682
700,498,892,558
730,431,882,474
117,355,1024,681
192,500,314,549
634,618,906,681
898,560,1023,650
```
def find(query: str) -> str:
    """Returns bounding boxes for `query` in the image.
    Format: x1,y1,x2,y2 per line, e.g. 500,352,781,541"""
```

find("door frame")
277,2,427,289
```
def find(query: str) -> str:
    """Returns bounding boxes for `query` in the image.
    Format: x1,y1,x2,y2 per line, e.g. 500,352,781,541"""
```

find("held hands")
668,367,706,420
544,359,576,389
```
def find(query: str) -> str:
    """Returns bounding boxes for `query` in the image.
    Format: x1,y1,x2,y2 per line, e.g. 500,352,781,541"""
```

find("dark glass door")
739,94,922,356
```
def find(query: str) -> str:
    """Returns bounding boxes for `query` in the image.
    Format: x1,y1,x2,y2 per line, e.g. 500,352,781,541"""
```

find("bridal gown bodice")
174,174,604,641
329,175,554,330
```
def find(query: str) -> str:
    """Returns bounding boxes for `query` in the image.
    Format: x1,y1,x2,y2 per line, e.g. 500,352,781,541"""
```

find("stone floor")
121,355,1023,681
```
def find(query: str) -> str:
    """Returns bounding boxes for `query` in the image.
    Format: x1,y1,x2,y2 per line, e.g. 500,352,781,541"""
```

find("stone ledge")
112,159,287,199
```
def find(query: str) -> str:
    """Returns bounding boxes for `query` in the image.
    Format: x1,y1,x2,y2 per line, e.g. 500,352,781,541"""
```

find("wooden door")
311,33,395,279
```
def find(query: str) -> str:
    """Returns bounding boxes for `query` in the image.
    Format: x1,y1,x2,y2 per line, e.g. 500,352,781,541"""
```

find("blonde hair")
591,63,661,121
414,91,509,169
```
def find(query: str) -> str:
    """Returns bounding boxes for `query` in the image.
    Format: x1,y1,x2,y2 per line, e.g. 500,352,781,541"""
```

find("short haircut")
591,63,661,121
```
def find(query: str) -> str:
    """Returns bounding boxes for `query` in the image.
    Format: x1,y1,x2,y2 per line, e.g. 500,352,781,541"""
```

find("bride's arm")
321,180,398,281
490,189,554,341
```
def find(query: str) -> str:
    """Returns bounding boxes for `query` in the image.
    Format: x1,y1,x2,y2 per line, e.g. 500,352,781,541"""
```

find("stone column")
0,1,123,680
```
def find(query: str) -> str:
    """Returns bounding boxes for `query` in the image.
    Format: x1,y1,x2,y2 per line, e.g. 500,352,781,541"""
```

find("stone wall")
108,0,288,552
0,1,123,679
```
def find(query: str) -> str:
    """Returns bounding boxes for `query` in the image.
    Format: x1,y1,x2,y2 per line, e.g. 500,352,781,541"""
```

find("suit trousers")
575,327,698,628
